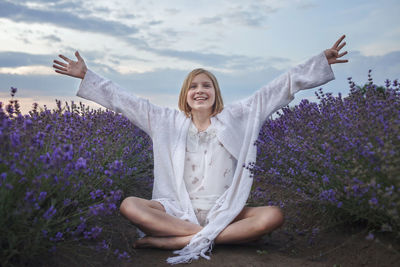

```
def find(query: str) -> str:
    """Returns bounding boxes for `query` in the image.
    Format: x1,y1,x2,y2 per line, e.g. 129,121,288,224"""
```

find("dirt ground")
41,186,399,267
44,220,399,267
120,229,399,267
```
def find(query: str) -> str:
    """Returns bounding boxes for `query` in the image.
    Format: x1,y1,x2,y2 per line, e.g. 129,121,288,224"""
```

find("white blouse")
183,120,237,211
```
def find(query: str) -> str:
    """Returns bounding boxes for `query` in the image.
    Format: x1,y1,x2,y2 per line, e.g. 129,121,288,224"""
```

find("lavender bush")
248,71,400,238
0,88,153,266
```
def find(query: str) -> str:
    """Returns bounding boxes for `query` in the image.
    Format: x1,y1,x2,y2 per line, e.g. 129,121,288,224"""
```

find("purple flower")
104,178,113,187
322,175,329,184
10,132,20,146
25,190,35,202
90,226,102,239
63,198,71,206
369,197,378,206
55,232,63,241
365,232,374,240
84,226,103,240
118,251,131,260
88,203,105,216
75,157,87,170
98,239,109,250
0,173,6,186
43,206,57,220
109,190,123,202
38,191,47,202
90,189,104,200
23,119,32,129
73,221,86,236
319,189,337,203
11,86,17,97
5,183,13,190
45,124,52,132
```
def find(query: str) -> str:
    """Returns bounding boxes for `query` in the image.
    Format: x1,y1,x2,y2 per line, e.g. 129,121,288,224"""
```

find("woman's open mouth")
194,96,208,101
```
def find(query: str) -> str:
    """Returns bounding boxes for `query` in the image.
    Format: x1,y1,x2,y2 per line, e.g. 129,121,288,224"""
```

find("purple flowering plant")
248,72,400,239
0,88,153,265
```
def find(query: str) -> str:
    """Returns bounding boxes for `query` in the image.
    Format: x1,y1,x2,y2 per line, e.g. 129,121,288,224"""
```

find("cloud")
148,20,163,26
0,65,53,75
0,51,52,67
295,1,317,9
42,34,62,42
2,41,398,117
333,50,400,85
164,8,181,16
198,2,279,28
0,1,288,69
0,1,138,37
199,16,222,25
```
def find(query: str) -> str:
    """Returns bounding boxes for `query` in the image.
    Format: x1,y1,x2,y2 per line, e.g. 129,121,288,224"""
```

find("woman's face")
186,73,216,115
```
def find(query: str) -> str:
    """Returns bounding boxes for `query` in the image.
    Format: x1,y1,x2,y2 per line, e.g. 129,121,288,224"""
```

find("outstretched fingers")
338,51,348,58
75,51,83,62
54,69,68,75
53,59,67,67
332,34,346,49
53,63,67,72
333,59,349,64
58,54,72,63
337,41,346,52
53,51,87,79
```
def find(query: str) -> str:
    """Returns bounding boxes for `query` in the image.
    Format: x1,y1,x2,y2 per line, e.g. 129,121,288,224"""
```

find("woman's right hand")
53,51,88,79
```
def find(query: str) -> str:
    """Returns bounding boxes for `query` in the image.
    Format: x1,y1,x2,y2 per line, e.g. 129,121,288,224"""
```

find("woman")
53,35,348,264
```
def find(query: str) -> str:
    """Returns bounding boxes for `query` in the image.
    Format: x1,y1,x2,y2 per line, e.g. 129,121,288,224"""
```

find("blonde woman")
53,35,348,264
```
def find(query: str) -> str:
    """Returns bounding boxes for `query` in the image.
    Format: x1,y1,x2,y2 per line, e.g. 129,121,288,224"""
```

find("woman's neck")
191,110,211,132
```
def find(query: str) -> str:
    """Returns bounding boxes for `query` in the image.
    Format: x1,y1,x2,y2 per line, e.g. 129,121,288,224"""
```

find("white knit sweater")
76,51,335,264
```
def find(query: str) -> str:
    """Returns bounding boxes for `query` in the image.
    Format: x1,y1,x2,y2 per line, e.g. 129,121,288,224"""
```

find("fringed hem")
166,238,214,265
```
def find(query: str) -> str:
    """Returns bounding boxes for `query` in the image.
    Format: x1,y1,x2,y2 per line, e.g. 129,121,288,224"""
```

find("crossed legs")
119,196,284,250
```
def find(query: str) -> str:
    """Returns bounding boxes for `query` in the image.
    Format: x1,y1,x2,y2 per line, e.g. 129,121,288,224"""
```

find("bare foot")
133,235,195,250
133,236,153,248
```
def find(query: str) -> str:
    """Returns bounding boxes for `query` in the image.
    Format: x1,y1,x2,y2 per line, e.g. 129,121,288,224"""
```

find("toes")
133,237,150,248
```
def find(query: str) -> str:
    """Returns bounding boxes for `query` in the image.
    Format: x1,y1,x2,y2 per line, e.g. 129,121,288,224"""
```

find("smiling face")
178,68,224,118
186,73,216,116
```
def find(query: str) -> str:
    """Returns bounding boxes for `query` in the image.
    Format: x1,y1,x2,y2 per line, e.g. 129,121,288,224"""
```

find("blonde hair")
178,68,224,117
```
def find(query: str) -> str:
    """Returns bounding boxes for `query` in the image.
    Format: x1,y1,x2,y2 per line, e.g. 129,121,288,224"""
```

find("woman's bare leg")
119,196,203,237
214,206,284,244
133,206,284,249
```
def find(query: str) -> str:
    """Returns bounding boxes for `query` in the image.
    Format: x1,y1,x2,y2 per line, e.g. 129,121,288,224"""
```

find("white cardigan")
76,51,335,264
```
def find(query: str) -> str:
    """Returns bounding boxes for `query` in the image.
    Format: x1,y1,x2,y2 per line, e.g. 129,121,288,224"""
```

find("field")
1,74,399,266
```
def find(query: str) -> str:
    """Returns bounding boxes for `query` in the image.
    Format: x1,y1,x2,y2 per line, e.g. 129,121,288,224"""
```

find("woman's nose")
195,86,205,93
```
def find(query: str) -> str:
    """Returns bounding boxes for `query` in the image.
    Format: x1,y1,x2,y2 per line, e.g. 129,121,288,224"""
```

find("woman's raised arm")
230,35,349,124
53,51,87,79
52,51,180,137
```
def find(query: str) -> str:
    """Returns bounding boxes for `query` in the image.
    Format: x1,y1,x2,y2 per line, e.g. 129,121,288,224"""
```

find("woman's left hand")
325,35,348,65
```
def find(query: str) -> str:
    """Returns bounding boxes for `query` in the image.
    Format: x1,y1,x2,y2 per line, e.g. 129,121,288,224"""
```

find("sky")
0,0,399,114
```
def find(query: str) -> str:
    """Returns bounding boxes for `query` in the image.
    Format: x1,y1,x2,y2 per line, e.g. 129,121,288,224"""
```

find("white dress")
183,120,237,226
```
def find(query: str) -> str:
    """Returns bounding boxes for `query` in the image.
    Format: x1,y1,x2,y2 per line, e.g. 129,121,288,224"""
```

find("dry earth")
43,218,399,267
